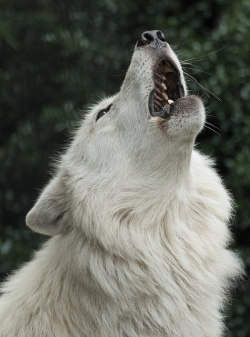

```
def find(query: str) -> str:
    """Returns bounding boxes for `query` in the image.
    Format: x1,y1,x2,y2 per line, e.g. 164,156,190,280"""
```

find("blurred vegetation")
0,0,249,335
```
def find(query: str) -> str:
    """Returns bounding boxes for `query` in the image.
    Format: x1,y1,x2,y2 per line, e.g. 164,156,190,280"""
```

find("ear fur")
26,173,70,236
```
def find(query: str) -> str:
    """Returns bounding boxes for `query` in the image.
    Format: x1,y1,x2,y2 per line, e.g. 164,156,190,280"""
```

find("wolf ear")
26,173,70,236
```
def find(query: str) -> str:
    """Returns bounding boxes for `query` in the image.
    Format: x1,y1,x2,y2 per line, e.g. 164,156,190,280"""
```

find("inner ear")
26,173,70,236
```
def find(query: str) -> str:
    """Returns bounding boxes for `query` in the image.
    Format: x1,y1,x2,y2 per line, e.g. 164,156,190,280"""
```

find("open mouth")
149,59,185,118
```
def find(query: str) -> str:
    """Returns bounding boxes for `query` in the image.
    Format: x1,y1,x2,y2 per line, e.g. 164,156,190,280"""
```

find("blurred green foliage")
0,0,249,335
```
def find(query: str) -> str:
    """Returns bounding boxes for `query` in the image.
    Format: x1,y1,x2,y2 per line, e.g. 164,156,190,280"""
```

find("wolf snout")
137,30,167,49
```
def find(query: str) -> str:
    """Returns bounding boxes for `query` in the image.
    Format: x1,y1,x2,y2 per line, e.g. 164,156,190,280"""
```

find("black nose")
137,30,166,48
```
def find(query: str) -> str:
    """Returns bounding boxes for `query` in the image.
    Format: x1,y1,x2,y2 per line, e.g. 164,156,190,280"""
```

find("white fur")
0,41,242,337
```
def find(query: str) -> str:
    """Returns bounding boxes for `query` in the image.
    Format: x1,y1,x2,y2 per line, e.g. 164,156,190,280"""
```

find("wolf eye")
96,104,112,121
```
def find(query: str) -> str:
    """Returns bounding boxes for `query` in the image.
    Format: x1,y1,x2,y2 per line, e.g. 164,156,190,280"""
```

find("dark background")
0,0,249,336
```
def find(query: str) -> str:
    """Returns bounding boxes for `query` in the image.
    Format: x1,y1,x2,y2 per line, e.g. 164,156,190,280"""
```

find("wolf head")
26,30,209,240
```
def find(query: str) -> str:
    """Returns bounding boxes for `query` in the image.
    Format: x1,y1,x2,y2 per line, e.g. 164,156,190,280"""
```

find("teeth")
161,83,167,90
168,99,174,105
155,73,164,81
155,79,163,88
163,92,168,100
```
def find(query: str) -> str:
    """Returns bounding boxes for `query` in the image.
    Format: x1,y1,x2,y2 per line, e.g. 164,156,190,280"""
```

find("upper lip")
149,57,185,118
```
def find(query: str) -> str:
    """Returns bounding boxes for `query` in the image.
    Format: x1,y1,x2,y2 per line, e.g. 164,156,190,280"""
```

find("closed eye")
96,104,112,121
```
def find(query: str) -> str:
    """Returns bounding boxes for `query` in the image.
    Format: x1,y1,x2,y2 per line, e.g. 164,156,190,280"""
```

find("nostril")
156,30,166,42
143,32,154,42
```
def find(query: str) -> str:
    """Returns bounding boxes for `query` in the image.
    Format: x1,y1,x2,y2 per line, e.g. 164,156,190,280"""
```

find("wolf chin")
0,30,242,337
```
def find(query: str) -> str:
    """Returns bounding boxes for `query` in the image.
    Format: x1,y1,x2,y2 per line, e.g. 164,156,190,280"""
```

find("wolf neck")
134,137,195,194
160,141,194,187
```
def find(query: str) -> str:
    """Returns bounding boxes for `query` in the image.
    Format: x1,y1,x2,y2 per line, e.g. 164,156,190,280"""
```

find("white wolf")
0,30,242,337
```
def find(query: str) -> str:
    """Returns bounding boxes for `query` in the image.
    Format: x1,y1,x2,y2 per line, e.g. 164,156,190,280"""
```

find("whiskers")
204,121,221,136
183,70,222,102
178,48,226,136
179,47,226,103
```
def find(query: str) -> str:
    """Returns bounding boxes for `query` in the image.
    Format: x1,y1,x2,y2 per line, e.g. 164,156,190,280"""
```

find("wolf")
0,30,242,337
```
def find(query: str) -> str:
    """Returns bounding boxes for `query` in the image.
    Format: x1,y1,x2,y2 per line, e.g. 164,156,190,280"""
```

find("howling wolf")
0,30,242,337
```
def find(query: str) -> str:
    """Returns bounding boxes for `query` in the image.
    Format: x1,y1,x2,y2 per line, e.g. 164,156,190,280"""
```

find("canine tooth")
168,99,174,105
161,83,167,90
